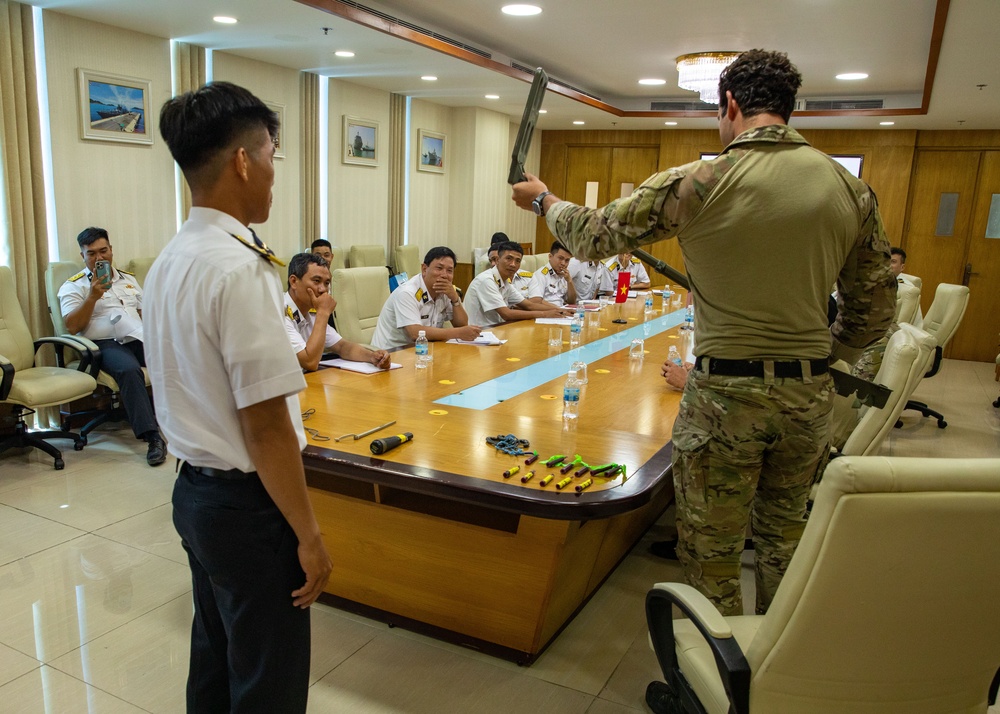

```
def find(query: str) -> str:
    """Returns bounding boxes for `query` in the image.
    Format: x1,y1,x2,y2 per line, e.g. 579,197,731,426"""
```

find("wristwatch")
532,191,553,217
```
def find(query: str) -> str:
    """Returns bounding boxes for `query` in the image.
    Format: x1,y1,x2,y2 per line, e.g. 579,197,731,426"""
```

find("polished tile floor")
1,359,998,713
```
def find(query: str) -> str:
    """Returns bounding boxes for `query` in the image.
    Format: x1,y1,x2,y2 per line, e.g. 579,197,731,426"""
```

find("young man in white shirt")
569,257,613,300
528,240,578,307
372,246,482,350
604,251,651,290
284,252,390,371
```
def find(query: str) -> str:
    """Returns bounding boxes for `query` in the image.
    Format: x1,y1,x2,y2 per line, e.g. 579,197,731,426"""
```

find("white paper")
534,317,575,325
447,331,506,346
319,358,401,373
112,309,144,343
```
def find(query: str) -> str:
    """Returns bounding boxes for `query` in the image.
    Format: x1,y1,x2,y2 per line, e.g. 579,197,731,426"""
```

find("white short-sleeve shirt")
371,273,454,350
528,263,570,306
569,258,612,300
604,256,650,287
58,266,144,341
282,291,343,355
507,270,539,306
463,266,523,328
143,207,307,473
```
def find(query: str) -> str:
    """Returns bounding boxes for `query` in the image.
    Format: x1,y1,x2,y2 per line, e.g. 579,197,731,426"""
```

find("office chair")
348,244,388,269
393,243,421,277
330,267,390,346
0,267,99,469
893,282,921,325
646,455,1000,714
898,283,969,428
124,257,155,287
44,261,151,443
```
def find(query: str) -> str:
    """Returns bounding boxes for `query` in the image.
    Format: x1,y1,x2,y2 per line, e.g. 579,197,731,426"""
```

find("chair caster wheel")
993,397,1000,408
54,458,65,470
646,681,683,714
74,441,85,450
937,420,947,429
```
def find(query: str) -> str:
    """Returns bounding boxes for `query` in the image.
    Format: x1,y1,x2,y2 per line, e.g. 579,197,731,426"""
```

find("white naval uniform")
464,266,524,328
372,273,455,350
58,266,144,341
143,206,307,473
604,256,650,288
528,263,571,306
569,258,612,300
507,269,539,306
282,291,343,356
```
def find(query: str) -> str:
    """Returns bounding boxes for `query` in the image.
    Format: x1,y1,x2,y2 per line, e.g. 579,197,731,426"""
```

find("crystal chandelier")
676,52,741,105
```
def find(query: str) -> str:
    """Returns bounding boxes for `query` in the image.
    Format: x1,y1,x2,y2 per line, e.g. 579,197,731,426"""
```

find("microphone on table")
630,248,690,290
370,432,414,455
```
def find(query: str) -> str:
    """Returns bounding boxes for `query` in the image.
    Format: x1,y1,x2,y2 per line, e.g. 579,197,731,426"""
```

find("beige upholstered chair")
331,267,390,346
124,257,155,287
902,282,970,428
472,247,491,275
393,243,421,277
348,244,387,269
893,282,921,325
899,272,922,290
646,455,1000,714
0,267,99,469
44,261,150,443
835,323,935,456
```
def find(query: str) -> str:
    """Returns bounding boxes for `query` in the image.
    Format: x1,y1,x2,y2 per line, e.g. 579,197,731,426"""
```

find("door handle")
962,262,980,286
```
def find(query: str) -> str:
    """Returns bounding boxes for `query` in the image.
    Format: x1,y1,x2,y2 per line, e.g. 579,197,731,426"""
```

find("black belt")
181,462,256,480
694,356,829,379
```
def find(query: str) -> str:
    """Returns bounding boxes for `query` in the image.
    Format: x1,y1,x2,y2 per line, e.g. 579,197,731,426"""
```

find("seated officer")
604,251,651,290
569,257,613,300
310,238,335,266
529,240,578,307
57,227,165,466
284,253,390,371
463,241,572,327
372,246,482,349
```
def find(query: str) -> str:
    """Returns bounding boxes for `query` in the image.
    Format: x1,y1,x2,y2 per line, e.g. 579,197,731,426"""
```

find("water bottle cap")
418,330,426,337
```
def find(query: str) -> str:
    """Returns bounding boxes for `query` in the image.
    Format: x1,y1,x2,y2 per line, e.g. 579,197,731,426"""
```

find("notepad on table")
319,358,401,373
447,331,506,346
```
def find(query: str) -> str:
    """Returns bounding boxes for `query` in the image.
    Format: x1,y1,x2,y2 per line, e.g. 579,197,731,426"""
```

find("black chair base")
993,396,1000,409
0,421,86,470
898,398,947,428
79,407,129,444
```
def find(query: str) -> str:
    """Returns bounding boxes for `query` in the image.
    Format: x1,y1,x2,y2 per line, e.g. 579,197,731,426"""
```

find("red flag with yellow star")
614,271,631,304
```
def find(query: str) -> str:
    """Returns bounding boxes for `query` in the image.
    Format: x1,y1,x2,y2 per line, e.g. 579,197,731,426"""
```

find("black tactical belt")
694,357,830,379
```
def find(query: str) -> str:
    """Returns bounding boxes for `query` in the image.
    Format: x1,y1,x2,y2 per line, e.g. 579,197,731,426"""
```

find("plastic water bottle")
682,305,694,331
668,345,682,366
562,369,581,420
575,306,585,323
662,285,672,312
569,316,582,347
415,330,430,368
644,292,654,316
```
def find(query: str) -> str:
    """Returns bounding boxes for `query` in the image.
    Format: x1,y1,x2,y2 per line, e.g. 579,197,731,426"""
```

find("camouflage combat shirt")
546,125,897,360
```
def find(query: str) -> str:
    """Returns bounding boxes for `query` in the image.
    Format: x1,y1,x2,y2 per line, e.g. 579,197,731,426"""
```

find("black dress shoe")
146,437,166,466
646,681,681,714
650,539,680,560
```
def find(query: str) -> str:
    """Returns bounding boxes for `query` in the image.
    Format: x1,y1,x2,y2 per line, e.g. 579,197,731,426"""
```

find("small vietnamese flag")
614,271,631,304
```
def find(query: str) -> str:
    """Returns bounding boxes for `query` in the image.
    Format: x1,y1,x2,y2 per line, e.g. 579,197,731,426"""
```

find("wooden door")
949,151,1000,361
564,146,612,208
902,151,980,316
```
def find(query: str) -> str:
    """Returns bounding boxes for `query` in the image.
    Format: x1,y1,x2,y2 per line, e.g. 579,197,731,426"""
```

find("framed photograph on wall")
77,68,153,145
265,101,286,158
343,116,379,166
417,129,445,173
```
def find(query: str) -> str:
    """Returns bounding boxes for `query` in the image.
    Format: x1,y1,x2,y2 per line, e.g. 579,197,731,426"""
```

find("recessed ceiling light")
213,15,237,24
421,75,437,81
573,121,585,125
664,121,678,126
639,78,667,86
501,4,542,16
880,121,895,126
335,50,355,58
485,94,500,99
836,72,868,80
538,109,547,114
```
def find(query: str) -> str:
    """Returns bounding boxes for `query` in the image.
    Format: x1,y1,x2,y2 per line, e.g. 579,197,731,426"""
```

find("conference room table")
300,291,691,663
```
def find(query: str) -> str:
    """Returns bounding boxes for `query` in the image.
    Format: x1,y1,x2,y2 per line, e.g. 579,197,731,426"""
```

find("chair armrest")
924,345,943,379
0,353,13,401
646,582,750,714
34,335,101,376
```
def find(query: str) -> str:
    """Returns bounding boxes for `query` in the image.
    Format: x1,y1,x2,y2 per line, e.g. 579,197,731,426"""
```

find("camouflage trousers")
671,366,834,616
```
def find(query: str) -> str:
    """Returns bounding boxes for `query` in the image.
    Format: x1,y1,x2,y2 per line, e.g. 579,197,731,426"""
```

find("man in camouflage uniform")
512,50,896,619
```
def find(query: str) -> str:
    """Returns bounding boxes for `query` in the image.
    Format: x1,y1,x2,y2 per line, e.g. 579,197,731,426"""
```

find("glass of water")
629,338,645,359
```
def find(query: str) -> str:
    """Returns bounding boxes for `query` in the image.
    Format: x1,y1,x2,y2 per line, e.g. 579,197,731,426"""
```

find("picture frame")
77,68,153,145
343,115,379,166
265,101,286,158
417,129,445,174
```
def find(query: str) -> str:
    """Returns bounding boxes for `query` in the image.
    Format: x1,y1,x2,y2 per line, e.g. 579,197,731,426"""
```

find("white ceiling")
29,0,1000,132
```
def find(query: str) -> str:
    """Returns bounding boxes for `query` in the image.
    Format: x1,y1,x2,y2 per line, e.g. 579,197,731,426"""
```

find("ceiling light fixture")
676,52,740,104
664,121,678,126
639,78,666,86
335,50,355,58
213,15,237,24
573,121,585,125
501,4,542,16
836,72,868,80
421,75,437,81
485,94,500,99
880,121,895,126
538,109,547,114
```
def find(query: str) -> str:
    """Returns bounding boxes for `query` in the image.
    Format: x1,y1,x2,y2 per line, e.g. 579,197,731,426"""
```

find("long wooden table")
301,293,690,663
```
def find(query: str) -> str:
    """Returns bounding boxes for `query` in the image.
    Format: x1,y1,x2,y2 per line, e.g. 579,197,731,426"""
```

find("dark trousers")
173,464,311,714
93,339,157,438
